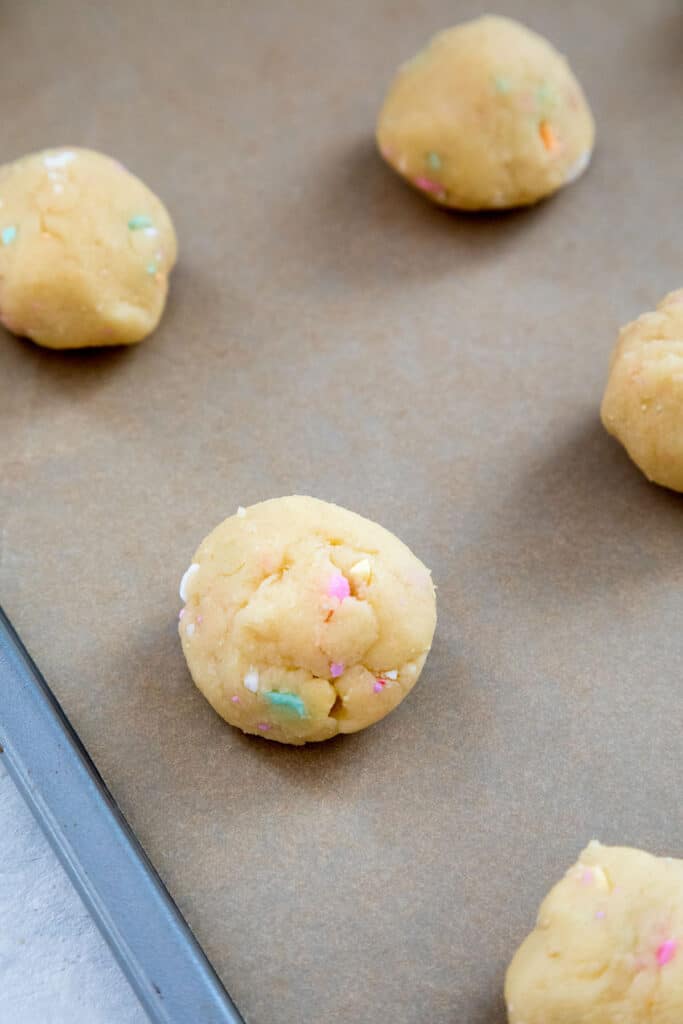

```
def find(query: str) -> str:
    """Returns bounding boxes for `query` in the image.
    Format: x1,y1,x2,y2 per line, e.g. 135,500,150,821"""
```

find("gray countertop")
0,764,145,1024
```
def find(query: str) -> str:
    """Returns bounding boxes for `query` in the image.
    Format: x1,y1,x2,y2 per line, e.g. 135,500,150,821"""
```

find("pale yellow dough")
0,147,177,348
601,290,683,492
505,842,683,1024
178,496,437,745
376,16,595,210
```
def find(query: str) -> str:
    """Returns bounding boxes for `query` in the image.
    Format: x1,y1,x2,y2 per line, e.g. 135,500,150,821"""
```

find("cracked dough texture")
601,289,683,492
505,842,683,1024
0,147,177,349
376,15,595,210
179,496,437,745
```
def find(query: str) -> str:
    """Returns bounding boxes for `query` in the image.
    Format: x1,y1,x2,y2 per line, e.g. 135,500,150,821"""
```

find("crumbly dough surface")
601,289,683,492
505,842,683,1024
0,147,177,348
376,15,595,210
178,496,437,745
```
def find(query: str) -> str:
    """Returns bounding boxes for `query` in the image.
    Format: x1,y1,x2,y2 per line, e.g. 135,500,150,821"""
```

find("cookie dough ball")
601,290,683,491
376,16,595,210
505,842,683,1024
0,147,177,348
178,496,437,745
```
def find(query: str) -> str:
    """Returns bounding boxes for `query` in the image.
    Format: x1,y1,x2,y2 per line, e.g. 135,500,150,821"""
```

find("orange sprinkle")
539,120,559,152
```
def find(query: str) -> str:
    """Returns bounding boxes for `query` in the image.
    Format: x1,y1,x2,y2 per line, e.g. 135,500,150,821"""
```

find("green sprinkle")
494,76,512,94
264,691,307,718
128,215,153,230
426,151,442,171
146,262,158,275
1,225,17,246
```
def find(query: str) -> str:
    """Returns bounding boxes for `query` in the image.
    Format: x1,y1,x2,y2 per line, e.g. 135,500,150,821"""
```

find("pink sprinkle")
595,910,606,920
327,573,350,601
581,869,594,885
231,695,240,704
373,679,386,693
257,722,270,732
196,615,203,625
415,176,443,195
178,608,185,620
330,662,344,678
657,939,677,967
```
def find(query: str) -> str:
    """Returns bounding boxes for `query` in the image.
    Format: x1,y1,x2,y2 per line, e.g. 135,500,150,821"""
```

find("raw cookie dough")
505,842,683,1024
178,496,437,745
376,16,595,210
0,147,177,348
601,289,683,492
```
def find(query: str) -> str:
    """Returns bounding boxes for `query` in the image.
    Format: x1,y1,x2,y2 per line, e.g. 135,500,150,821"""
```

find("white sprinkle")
179,562,200,602
186,622,195,637
243,668,259,693
349,558,372,584
44,150,76,169
237,506,247,517
143,226,158,237
385,669,398,680
564,149,592,185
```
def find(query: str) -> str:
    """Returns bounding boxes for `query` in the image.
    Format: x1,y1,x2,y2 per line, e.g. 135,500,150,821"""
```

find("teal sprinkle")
146,262,158,275
264,691,307,718
494,76,511,94
426,151,442,171
1,225,17,246
537,82,553,105
128,214,153,230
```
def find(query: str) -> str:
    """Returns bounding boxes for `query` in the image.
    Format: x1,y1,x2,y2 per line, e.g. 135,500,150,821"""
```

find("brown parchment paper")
1,1,682,1021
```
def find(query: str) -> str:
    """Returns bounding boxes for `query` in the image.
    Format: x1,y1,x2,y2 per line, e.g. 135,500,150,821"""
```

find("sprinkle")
415,176,445,196
595,910,606,920
143,225,158,237
349,558,372,586
374,679,386,693
330,662,344,679
186,622,195,637
539,121,560,152
237,506,247,517
43,150,76,169
257,722,271,732
231,695,240,704
128,214,154,230
264,691,307,717
243,668,259,693
1,225,17,246
657,939,677,967
145,262,158,276
179,563,199,602
178,608,185,620
327,573,350,601
494,76,511,94
564,149,592,185
426,151,442,171
581,868,594,885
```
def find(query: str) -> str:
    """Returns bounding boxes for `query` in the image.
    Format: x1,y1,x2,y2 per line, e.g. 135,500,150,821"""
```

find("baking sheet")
1,1,682,1021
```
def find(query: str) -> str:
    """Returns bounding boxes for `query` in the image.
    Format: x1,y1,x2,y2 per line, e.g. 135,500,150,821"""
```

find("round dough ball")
178,496,437,745
0,147,177,349
376,15,595,210
505,842,683,1024
601,290,683,491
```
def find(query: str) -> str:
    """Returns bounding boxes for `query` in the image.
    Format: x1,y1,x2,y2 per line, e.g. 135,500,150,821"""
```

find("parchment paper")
2,2,682,1021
